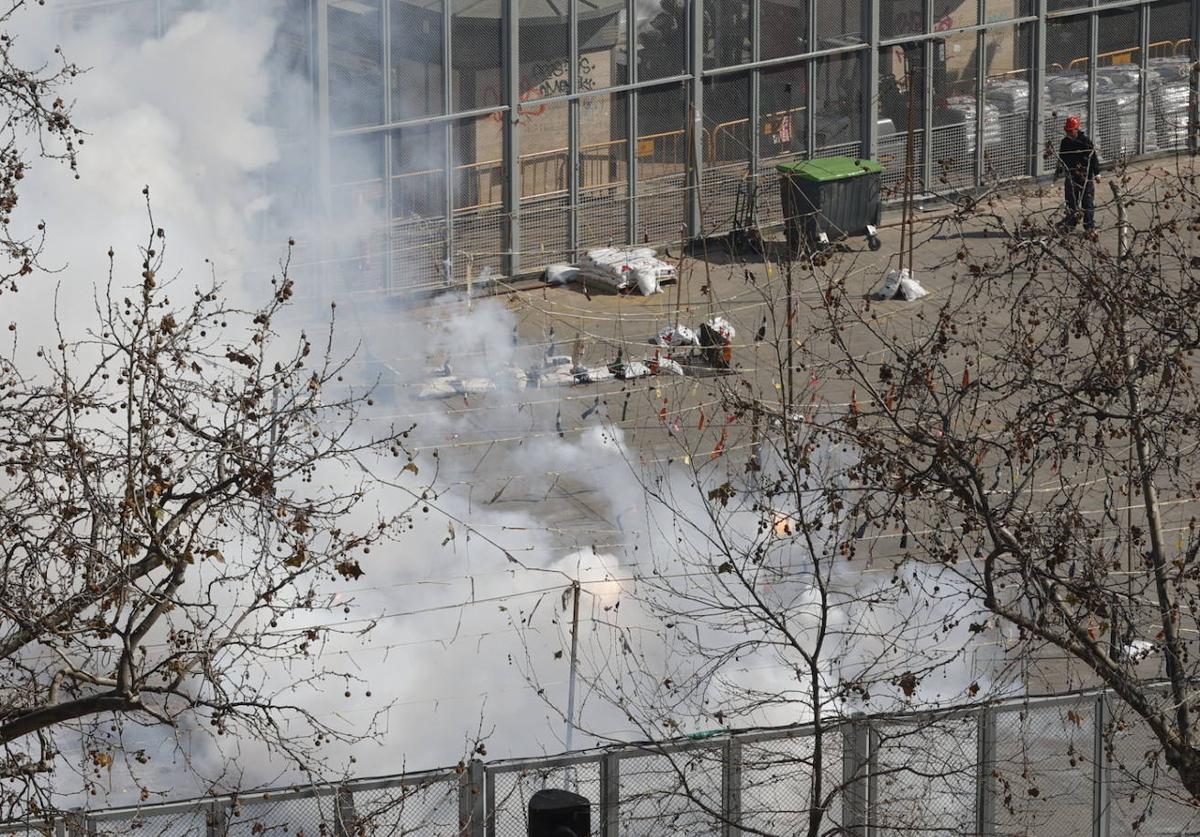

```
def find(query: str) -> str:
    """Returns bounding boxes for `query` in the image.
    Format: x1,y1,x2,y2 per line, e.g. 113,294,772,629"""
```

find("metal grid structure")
51,0,1200,293
9,688,1200,837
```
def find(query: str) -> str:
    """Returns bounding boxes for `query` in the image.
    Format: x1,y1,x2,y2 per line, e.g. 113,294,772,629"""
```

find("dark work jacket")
1057,131,1100,181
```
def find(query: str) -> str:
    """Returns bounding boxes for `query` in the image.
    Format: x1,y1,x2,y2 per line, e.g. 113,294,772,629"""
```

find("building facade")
56,0,1200,295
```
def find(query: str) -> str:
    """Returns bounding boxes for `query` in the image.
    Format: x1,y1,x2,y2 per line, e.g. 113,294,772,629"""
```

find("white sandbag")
532,366,577,388
652,324,699,348
417,377,496,400
872,268,927,301
653,357,685,376
417,378,459,400
615,361,651,380
545,264,579,285
574,366,614,384
871,268,904,300
543,354,573,367
898,273,929,300
634,266,661,295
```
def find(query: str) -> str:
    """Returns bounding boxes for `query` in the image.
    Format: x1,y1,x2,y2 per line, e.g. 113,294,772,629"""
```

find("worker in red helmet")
1054,115,1100,232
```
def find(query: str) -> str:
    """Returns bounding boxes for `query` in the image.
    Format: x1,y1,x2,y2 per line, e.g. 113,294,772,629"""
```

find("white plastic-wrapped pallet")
579,247,675,295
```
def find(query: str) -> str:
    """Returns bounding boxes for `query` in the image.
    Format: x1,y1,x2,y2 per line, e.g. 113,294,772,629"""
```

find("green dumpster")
777,156,884,254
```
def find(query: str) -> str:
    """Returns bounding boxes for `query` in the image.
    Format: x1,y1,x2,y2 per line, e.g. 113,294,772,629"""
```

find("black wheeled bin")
777,156,884,254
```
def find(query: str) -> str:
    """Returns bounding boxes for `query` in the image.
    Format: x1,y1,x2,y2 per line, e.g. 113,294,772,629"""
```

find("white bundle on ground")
615,361,651,379
545,264,580,286
532,366,577,388
417,377,497,400
872,268,929,301
652,357,685,376
573,365,614,384
651,324,699,348
579,247,675,295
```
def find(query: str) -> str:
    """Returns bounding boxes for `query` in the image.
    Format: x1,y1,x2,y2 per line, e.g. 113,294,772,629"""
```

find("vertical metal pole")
504,0,522,276
867,726,879,837
460,759,486,837
1190,1,1200,155
1031,0,1047,176
1093,695,1111,837
627,0,639,242
922,38,933,194
381,0,395,291
975,28,985,186
722,739,742,837
317,0,332,213
1137,3,1149,155
64,813,85,837
568,0,580,259
806,0,818,156
749,0,761,198
841,720,870,837
1087,11,1098,143
975,707,996,837
600,753,621,837
206,802,227,837
333,787,357,837
443,0,456,285
485,767,497,837
864,0,881,160
688,0,705,238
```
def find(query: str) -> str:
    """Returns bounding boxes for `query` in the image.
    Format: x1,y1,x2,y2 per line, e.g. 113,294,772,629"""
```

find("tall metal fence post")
687,0,705,239
976,707,996,837
503,0,522,277
722,739,742,837
460,759,486,837
206,801,227,837
863,0,881,161
333,786,357,837
1136,3,1149,157
1093,694,1111,837
485,767,497,837
600,752,621,837
842,719,870,837
1190,13,1199,156
1031,0,1047,176
63,813,86,837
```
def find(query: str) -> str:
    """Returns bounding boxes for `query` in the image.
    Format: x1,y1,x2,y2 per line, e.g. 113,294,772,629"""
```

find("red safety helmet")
1064,115,1081,133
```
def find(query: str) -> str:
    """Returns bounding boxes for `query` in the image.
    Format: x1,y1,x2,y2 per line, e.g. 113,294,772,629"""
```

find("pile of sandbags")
577,247,675,295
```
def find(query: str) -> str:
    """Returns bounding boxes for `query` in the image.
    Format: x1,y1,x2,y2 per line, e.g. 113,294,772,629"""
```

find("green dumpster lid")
775,156,884,181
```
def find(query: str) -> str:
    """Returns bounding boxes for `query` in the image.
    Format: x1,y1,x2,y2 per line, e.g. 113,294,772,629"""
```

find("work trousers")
1063,177,1095,231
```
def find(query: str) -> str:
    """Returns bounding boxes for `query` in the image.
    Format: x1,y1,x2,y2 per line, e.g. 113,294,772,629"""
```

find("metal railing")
6,686,1197,837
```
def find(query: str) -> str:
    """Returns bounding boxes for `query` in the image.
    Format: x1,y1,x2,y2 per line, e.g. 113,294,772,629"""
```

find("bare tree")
0,2,434,815
0,209,427,814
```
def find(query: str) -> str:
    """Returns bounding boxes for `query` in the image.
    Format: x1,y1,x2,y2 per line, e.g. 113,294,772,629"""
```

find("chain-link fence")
8,688,1200,837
